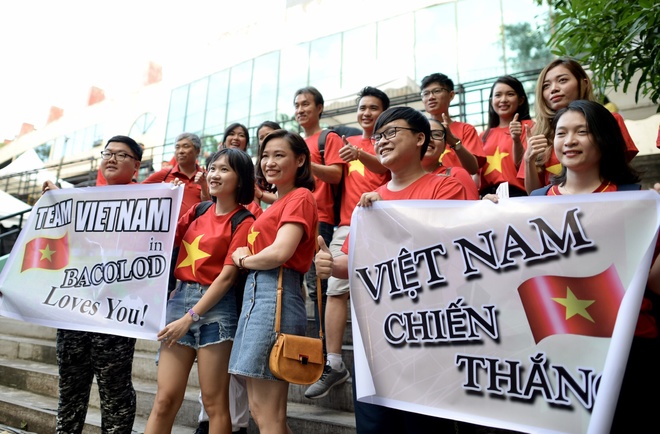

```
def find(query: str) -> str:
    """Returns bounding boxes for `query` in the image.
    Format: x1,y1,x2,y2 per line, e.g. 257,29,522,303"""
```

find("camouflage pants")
55,329,136,434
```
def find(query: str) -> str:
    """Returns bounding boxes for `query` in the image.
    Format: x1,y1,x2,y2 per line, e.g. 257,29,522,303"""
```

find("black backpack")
318,129,344,227
168,202,255,312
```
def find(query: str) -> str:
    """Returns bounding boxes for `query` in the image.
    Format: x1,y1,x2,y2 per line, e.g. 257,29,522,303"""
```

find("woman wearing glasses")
422,118,479,200
479,76,533,197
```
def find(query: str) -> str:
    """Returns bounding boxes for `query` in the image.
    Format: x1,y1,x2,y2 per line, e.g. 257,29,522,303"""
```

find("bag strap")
274,229,324,339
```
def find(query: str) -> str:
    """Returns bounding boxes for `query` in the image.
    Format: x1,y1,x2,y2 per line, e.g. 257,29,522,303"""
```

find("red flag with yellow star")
518,265,625,344
21,234,70,272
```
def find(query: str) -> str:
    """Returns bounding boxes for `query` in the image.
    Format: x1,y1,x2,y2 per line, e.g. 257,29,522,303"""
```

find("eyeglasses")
430,130,446,141
370,127,418,145
421,88,450,99
100,151,137,161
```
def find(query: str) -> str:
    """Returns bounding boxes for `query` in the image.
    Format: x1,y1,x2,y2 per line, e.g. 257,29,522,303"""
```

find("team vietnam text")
33,198,173,327
353,207,601,410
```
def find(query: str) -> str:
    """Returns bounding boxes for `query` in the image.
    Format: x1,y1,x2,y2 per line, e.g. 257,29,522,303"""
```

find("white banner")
349,191,660,434
0,183,183,340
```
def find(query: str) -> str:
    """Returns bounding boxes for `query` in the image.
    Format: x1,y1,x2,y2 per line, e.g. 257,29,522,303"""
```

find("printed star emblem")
39,244,56,262
177,234,211,277
348,159,365,176
547,163,563,175
552,287,595,322
247,227,259,247
439,148,451,164
483,147,509,176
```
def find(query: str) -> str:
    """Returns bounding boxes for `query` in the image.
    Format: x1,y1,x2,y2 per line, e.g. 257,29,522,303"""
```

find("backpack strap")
230,208,255,235
318,129,340,166
530,185,552,196
194,200,214,219
617,183,642,191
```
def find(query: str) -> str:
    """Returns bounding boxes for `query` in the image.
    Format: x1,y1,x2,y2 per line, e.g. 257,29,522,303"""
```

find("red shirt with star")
339,136,391,226
247,187,318,274
440,121,487,169
479,120,533,193
173,204,254,285
305,131,346,225
341,173,467,254
431,165,479,200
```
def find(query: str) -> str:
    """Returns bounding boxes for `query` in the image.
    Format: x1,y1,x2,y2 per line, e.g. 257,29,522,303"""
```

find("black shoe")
194,421,209,434
233,428,248,434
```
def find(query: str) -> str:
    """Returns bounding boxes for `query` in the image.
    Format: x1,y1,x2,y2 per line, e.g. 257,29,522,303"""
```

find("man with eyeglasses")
42,135,142,434
143,132,210,216
420,73,485,176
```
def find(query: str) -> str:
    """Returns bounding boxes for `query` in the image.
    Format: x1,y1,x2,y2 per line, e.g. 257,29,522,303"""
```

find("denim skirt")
166,281,238,349
229,267,306,381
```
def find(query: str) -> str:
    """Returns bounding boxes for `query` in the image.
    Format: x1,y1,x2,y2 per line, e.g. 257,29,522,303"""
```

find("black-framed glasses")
430,130,446,141
370,127,418,145
100,151,137,161
421,88,449,98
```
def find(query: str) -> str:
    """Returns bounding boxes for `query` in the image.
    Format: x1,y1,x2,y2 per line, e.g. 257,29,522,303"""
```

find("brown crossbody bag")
269,243,325,384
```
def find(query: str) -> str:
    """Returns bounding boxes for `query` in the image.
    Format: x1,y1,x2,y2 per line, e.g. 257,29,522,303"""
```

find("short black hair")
294,86,324,117
222,123,250,149
420,73,454,92
206,148,256,205
357,86,390,111
106,135,142,161
373,107,430,159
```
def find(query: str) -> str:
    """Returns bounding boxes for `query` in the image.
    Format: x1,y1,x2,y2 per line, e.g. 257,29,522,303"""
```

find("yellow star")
547,163,563,175
439,148,451,164
483,147,510,176
177,234,211,277
247,227,259,248
348,159,365,176
40,244,56,262
551,287,595,322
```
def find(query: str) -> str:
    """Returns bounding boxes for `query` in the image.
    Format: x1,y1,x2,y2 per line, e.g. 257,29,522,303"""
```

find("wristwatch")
450,140,462,151
188,308,200,322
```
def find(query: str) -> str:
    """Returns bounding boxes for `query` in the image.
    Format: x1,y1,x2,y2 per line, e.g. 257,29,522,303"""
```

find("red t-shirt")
432,165,479,200
143,163,205,216
519,113,638,187
247,188,318,274
479,120,533,193
174,204,254,285
305,131,346,225
542,182,657,338
246,201,264,219
341,173,467,254
339,136,391,226
440,122,486,169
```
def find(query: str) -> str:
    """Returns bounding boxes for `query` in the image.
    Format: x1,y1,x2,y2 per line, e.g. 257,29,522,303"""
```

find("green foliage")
537,0,660,106
503,22,553,72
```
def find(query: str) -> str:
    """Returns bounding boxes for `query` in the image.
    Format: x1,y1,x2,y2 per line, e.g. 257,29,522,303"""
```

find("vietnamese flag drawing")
21,233,70,272
518,264,625,344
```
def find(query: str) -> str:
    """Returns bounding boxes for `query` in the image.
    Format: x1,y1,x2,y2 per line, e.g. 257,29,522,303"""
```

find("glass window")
227,60,253,124
277,42,310,116
185,78,209,131
341,23,377,93
250,51,280,130
309,33,341,97
456,0,504,82
205,70,230,136
414,4,458,83
376,14,415,84
34,142,51,162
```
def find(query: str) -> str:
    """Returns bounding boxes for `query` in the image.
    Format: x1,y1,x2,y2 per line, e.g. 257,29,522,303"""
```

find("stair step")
0,384,194,434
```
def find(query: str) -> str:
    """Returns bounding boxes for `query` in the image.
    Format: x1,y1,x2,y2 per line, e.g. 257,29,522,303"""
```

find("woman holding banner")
144,148,255,434
487,100,659,432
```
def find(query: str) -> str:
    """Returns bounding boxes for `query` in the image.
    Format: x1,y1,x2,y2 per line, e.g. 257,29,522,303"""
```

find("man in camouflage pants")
44,135,142,433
